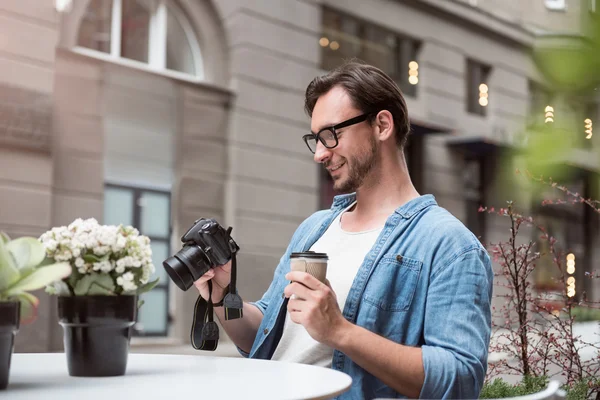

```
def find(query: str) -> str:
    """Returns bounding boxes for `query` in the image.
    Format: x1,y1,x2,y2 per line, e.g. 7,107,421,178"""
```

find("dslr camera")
163,218,239,292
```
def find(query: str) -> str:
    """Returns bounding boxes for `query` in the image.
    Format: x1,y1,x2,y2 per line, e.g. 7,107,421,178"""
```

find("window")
321,8,421,97
466,59,491,116
104,184,172,336
77,0,203,78
463,157,485,242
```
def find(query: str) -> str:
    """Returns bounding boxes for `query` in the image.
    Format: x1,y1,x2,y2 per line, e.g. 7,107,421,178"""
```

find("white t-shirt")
271,202,383,367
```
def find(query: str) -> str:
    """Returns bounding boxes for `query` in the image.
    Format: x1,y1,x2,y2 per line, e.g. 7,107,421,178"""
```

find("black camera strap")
191,280,219,351
223,249,243,320
190,227,243,351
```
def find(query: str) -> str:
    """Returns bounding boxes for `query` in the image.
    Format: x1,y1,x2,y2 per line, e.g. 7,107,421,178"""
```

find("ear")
374,110,394,142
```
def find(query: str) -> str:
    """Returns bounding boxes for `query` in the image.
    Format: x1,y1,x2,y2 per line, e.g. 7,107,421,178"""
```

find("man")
194,61,493,399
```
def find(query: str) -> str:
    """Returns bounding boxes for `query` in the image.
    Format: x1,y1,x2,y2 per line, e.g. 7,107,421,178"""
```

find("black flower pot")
0,301,20,390
58,295,137,377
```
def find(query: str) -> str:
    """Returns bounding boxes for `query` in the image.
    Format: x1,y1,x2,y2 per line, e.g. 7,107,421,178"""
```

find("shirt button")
263,328,269,335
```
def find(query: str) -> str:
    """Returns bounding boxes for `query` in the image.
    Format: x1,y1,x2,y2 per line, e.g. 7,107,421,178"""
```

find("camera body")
163,218,239,291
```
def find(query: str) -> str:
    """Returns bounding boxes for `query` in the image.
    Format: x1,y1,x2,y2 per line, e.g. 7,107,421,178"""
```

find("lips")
327,161,346,172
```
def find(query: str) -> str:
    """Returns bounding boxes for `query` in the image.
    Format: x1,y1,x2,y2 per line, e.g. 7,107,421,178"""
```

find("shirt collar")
331,193,437,219
394,194,437,218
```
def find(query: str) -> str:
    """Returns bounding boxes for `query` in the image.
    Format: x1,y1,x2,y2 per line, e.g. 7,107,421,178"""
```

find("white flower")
44,239,58,252
116,272,137,292
93,260,113,273
41,217,155,295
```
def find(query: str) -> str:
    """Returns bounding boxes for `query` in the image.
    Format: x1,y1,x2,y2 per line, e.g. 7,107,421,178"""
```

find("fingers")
285,271,322,290
193,269,215,288
287,298,306,314
284,281,312,300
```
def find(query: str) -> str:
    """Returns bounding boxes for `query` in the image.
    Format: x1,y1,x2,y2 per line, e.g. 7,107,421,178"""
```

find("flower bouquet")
40,218,159,377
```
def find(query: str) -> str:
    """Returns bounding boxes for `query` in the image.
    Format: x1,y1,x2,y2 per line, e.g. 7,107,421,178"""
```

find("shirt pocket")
362,255,423,312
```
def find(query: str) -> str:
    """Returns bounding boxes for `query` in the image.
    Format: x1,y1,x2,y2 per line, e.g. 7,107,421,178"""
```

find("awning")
446,136,522,157
410,120,452,136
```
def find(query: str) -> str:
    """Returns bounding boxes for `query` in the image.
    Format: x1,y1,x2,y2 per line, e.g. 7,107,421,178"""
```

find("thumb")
193,269,215,287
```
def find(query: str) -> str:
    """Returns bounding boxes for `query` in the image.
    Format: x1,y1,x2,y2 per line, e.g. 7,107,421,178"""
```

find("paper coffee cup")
290,251,328,283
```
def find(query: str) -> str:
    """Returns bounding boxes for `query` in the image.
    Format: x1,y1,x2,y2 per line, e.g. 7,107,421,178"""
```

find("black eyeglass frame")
302,112,374,154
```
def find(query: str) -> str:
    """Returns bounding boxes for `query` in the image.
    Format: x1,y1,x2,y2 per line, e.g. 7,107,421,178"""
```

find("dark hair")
304,60,411,149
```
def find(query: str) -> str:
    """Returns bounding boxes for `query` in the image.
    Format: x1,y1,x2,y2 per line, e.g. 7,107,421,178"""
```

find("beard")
330,134,378,194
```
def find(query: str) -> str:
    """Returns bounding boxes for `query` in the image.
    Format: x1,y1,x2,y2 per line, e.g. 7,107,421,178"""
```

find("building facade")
1,0,598,352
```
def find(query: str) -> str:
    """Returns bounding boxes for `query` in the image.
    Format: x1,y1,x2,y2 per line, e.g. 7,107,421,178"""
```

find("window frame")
466,59,491,117
105,183,172,337
77,0,204,79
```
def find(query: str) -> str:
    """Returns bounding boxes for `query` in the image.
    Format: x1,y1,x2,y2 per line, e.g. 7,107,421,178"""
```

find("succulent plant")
0,232,71,323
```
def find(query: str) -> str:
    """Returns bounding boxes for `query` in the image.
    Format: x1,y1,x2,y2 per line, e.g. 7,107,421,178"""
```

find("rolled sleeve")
419,248,493,399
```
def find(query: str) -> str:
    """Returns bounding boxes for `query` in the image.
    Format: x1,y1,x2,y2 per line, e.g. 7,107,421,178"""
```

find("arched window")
77,0,203,78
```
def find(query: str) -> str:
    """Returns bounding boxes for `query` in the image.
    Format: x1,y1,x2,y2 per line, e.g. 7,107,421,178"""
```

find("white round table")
6,353,352,400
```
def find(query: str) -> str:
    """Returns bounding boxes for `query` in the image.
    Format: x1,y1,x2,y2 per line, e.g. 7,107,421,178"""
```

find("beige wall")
0,1,61,352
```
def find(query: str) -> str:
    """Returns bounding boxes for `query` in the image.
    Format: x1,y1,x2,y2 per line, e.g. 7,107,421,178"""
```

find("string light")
319,37,330,47
329,41,340,51
566,253,576,298
545,105,554,124
478,83,488,107
408,61,419,85
585,118,593,139
566,253,575,274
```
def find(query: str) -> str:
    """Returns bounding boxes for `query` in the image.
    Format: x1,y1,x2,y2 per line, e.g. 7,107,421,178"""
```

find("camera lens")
163,245,211,291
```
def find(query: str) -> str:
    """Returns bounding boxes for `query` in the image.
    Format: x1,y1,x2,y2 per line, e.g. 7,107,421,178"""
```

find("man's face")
310,86,379,194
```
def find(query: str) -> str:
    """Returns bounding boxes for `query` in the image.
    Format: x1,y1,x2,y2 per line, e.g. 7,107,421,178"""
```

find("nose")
313,141,331,164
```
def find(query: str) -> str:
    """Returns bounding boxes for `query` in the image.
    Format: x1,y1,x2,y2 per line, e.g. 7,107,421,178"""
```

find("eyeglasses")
302,113,372,154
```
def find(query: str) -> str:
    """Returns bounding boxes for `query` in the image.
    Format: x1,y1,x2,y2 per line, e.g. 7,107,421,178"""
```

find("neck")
353,150,420,219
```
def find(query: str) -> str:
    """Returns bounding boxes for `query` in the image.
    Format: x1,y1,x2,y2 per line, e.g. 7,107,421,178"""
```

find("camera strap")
190,235,243,351
190,280,219,351
223,249,243,320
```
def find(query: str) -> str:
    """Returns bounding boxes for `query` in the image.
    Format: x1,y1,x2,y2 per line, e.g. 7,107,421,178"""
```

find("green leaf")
74,273,115,296
87,282,116,295
13,292,39,324
136,278,160,295
137,299,145,309
6,237,46,270
5,262,71,296
45,280,71,296
0,238,20,292
0,232,10,244
82,253,107,263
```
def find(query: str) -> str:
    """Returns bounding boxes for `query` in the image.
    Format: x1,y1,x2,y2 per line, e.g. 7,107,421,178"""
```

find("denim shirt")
239,194,493,400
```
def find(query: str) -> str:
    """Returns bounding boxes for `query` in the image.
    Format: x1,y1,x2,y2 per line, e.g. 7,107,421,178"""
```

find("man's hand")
193,261,232,304
283,271,349,346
